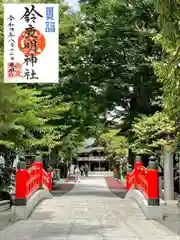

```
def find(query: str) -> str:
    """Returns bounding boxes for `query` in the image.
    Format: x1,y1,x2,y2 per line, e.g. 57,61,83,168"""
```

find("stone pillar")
179,156,180,195
17,155,26,170
89,161,91,171
163,147,174,200
158,154,163,199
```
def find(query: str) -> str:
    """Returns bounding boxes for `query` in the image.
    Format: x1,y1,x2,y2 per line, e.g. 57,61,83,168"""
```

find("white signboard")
4,4,59,83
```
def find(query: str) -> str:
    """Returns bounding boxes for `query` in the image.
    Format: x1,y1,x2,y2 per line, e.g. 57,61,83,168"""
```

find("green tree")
152,0,180,120
131,111,175,154
60,0,162,138
0,0,165,164
98,129,128,161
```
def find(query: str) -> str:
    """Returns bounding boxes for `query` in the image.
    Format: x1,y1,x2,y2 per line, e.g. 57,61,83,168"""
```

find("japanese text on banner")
4,4,59,83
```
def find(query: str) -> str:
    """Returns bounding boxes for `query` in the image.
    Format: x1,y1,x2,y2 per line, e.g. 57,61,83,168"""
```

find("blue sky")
66,0,77,5
66,0,78,10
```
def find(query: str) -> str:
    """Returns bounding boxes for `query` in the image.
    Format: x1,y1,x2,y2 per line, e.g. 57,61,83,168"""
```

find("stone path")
0,175,180,239
0,210,11,231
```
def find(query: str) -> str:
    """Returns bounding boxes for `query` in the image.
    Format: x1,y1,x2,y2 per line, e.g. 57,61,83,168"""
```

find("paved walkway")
0,176,180,239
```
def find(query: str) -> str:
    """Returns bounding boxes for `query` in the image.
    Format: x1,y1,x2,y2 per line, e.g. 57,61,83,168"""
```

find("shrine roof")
77,147,104,154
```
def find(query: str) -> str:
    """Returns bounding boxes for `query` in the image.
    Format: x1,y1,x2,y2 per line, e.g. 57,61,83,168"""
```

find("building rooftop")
77,147,104,154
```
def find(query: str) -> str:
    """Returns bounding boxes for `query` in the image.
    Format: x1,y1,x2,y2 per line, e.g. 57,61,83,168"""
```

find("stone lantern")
147,155,157,169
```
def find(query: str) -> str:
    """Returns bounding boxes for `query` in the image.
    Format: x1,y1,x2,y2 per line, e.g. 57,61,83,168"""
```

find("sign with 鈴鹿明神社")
4,4,59,83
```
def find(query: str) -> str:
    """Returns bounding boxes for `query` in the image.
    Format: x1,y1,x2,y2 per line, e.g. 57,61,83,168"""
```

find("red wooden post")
15,161,27,206
134,156,142,170
35,161,43,188
134,156,142,188
134,168,138,188
48,172,52,192
147,169,159,206
126,164,133,190
134,161,142,170
34,152,43,188
126,173,130,190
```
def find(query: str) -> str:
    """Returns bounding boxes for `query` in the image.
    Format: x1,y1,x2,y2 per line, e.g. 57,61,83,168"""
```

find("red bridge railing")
126,159,159,206
15,160,52,206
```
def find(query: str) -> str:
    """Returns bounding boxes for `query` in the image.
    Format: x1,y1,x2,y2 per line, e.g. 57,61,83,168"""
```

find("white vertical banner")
4,4,59,83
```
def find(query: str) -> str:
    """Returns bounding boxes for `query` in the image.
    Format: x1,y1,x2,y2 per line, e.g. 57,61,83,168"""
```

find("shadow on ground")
52,181,126,198
52,189,126,199
52,183,125,190
52,183,75,197
110,189,126,198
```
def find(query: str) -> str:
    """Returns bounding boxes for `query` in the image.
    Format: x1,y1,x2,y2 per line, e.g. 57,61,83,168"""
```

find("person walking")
80,165,84,176
75,165,81,183
84,163,89,177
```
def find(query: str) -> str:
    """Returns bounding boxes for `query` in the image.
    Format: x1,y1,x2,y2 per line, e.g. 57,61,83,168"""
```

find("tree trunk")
50,147,59,167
